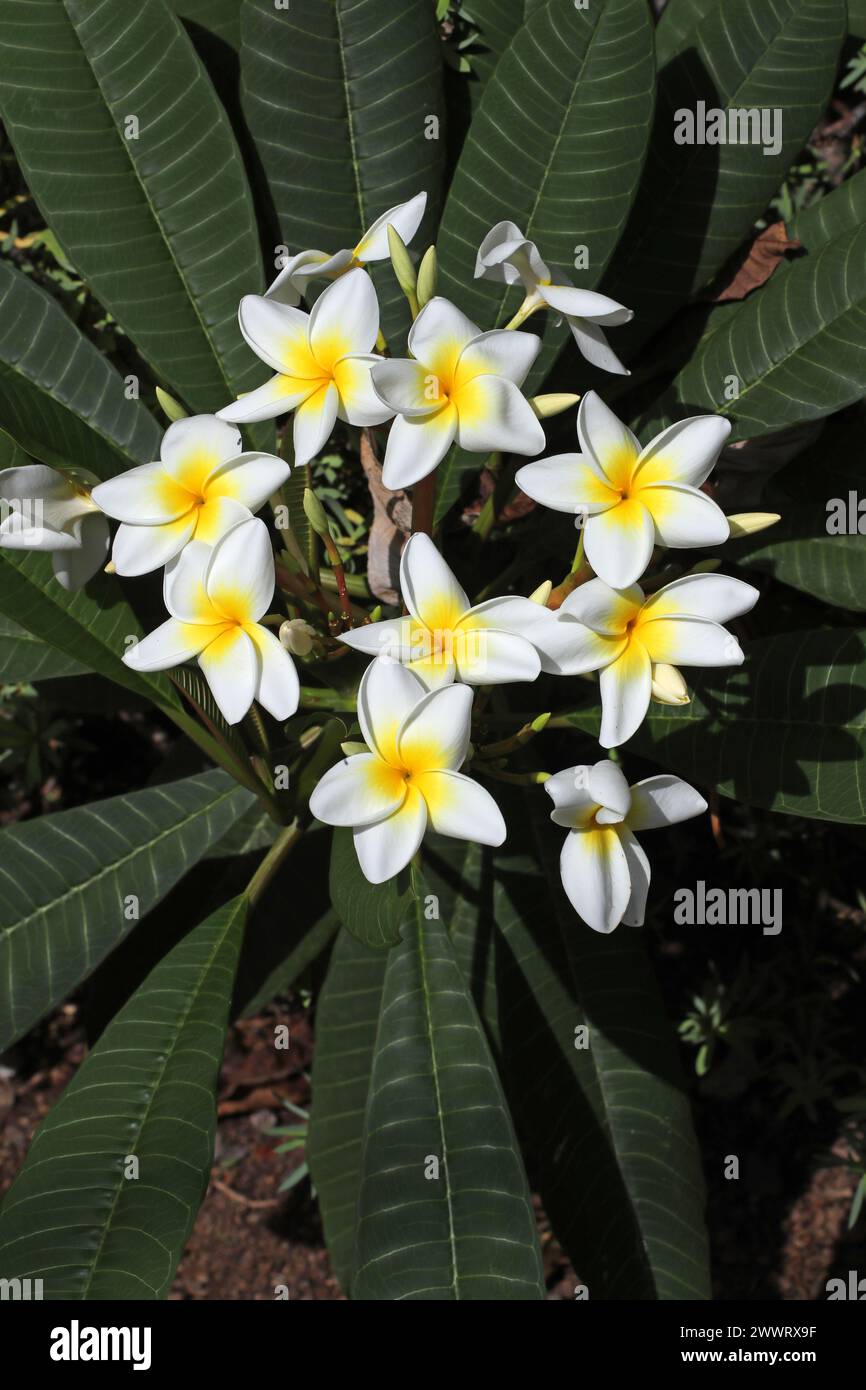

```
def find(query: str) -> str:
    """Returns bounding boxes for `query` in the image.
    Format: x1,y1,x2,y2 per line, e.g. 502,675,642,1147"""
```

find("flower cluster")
0,192,766,934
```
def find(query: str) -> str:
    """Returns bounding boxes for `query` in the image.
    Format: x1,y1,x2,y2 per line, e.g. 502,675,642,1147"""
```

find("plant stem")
411,473,436,537
299,686,358,711
246,819,303,908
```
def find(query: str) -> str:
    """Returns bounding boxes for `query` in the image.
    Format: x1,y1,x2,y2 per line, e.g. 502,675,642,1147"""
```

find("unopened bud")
279,617,317,656
416,246,437,307
340,740,368,757
303,487,332,540
651,663,689,706
528,580,553,606
530,393,580,419
727,511,781,538
387,225,418,302
155,386,188,422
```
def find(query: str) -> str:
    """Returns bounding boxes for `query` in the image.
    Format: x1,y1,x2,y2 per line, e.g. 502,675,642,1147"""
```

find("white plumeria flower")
370,297,545,490
265,192,427,306
217,269,393,462
340,532,550,689
309,659,505,883
545,760,707,933
91,416,288,577
123,515,299,726
0,463,109,590
475,221,633,375
516,393,730,588
535,572,759,749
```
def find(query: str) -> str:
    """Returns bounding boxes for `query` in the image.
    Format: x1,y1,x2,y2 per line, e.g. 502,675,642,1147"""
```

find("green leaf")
0,613,88,683
425,824,712,1300
561,629,866,824
352,882,545,1300
0,895,247,1299
654,0,717,67
457,0,530,111
307,927,390,1293
0,0,263,414
666,170,866,438
606,0,846,355
434,0,654,515
0,769,254,1051
0,262,161,478
329,825,415,949
171,0,241,49
240,0,445,345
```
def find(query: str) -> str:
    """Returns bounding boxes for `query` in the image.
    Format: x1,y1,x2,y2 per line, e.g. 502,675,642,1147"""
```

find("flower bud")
303,487,332,539
727,511,781,538
279,617,317,657
530,393,580,419
387,225,418,302
155,386,188,422
651,663,690,706
416,246,437,307
528,580,553,605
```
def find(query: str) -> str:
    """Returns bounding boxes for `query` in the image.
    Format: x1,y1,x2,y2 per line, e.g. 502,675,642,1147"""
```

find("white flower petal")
416,769,506,845
357,658,427,764
123,617,213,672
559,824,632,933
52,513,110,590
454,375,545,456
455,328,541,387
560,577,643,635
475,221,549,288
371,358,442,417
634,415,732,489
618,827,651,927
588,760,631,819
639,482,729,548
532,614,625,677
408,297,480,376
354,191,427,261
160,415,243,490
638,616,744,668
400,532,470,631
338,615,415,660
569,319,630,375
92,461,192,525
544,766,599,829
309,267,379,358
206,515,275,625
206,451,290,512
641,573,760,624
516,453,619,515
248,623,300,720
191,495,253,548
293,382,340,467
461,594,551,638
309,752,407,827
353,787,427,883
265,249,333,306
397,682,473,772
217,375,315,425
539,283,633,325
455,627,540,684
111,513,197,577
334,353,394,426
576,392,640,483
237,295,316,376
627,774,708,831
583,499,655,589
380,406,457,489
198,626,258,725
164,539,219,622
599,640,652,748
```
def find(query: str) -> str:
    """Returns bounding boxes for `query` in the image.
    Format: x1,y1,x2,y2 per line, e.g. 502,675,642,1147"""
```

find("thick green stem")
246,820,303,908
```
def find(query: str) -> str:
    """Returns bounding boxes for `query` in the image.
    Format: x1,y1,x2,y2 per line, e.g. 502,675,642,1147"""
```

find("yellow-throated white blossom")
370,297,545,489
218,269,393,462
0,463,109,590
516,393,730,588
475,221,633,374
340,532,552,688
309,659,505,883
123,514,299,725
534,572,759,748
545,760,707,933
265,192,427,305
92,415,288,576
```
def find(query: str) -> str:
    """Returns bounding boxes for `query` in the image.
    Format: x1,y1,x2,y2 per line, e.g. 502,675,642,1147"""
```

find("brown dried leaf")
359,428,411,606
704,222,801,304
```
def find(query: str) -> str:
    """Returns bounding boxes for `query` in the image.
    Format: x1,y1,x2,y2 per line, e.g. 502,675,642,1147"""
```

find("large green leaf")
0,261,161,478
240,0,445,346
352,886,545,1301
425,824,711,1300
664,194,866,438
0,895,247,1299
606,0,845,356
307,927,390,1293
433,0,654,518
654,0,717,66
0,0,263,414
0,613,88,682
171,0,241,49
0,769,254,1051
328,825,415,949
561,628,866,824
